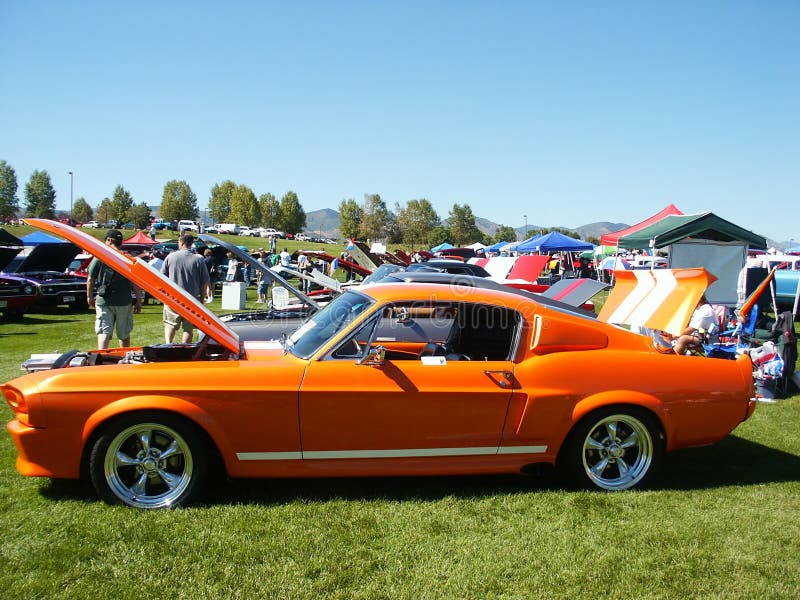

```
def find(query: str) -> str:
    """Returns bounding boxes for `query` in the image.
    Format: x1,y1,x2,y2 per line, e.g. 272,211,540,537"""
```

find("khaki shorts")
95,303,134,340
163,305,194,334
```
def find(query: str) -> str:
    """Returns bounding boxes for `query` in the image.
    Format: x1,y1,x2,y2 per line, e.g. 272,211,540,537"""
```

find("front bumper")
6,419,81,479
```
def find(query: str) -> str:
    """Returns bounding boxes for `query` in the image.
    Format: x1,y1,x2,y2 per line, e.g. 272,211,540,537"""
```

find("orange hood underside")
25,219,240,354
597,268,717,336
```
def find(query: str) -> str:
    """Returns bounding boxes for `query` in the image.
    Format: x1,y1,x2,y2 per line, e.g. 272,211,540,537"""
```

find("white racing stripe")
237,445,547,461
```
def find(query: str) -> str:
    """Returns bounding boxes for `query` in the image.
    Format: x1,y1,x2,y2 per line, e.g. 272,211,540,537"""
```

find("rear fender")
569,391,669,446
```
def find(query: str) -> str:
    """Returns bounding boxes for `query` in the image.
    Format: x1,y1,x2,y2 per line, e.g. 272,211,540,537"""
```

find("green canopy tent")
618,212,767,306
617,212,766,250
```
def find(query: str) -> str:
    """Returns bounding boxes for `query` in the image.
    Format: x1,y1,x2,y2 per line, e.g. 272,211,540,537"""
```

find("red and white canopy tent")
600,203,683,247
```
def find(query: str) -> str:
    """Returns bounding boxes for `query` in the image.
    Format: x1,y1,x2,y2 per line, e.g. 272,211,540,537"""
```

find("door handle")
484,370,513,388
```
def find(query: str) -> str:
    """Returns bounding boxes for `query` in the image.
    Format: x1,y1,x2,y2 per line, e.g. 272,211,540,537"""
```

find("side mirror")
358,345,386,366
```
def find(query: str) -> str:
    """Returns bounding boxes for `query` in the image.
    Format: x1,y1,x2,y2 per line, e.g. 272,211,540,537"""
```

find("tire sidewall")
89,411,207,508
561,405,663,492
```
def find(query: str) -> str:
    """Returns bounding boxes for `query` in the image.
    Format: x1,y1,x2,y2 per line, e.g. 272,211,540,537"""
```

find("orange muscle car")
2,220,756,508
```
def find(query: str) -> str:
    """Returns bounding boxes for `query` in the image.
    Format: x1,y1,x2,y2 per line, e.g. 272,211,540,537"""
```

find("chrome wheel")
580,413,654,491
91,415,205,509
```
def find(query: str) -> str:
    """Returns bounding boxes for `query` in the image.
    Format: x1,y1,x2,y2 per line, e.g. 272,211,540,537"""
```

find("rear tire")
89,412,207,509
561,406,662,491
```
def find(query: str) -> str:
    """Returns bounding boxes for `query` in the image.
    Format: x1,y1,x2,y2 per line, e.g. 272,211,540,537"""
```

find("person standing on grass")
279,247,291,268
86,229,142,349
161,234,211,344
296,251,310,293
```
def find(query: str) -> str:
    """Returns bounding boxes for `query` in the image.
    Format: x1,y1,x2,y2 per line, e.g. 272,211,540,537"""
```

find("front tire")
562,407,662,491
89,413,207,509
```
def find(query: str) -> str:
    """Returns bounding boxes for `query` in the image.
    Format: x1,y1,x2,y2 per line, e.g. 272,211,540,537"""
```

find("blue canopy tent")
21,231,69,245
502,234,542,253
430,242,454,253
484,241,510,253
516,231,594,253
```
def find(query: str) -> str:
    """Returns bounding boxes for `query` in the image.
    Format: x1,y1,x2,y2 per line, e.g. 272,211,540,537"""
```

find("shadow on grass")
653,434,800,491
38,435,800,507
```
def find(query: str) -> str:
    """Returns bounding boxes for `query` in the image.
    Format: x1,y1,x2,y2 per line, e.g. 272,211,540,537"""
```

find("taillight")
1,386,28,414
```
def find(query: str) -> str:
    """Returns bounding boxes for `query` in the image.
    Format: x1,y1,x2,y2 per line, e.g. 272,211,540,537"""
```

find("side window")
331,314,380,359
448,304,519,361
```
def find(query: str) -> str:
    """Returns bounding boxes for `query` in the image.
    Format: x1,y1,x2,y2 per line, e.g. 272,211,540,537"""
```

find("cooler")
221,282,247,310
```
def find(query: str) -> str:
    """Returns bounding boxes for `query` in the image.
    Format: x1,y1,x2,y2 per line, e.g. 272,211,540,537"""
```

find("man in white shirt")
279,248,291,268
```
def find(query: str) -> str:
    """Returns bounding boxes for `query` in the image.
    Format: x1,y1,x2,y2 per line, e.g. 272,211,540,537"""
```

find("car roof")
383,271,596,317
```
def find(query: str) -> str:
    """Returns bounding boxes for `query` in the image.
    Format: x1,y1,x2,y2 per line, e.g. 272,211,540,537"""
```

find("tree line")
339,194,584,248
1,159,589,246
0,160,307,234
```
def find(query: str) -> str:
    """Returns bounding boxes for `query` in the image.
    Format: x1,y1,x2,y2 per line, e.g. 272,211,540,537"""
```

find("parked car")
0,230,40,318
178,220,199,232
82,221,101,229
238,226,257,237
151,219,178,231
0,272,38,319
1,219,757,509
1,239,88,310
406,259,492,278
217,223,240,235
631,256,668,270
295,233,311,242
259,228,280,238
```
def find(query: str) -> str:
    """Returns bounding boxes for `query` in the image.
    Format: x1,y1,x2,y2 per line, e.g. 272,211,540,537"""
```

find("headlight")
24,285,34,295
1,385,28,415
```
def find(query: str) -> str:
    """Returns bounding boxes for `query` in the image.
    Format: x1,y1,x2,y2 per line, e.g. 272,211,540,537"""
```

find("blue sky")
2,1,798,242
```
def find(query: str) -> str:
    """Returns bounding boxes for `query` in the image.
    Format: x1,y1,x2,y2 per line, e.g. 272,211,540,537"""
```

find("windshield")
287,290,374,358
361,263,403,284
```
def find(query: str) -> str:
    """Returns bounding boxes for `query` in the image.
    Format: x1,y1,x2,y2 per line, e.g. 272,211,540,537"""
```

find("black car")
406,259,492,278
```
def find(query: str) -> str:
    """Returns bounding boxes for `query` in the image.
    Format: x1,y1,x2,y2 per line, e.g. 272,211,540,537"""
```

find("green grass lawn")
0,293,798,598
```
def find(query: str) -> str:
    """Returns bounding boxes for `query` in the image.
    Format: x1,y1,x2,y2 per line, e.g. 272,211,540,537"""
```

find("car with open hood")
1,219,757,509
0,230,39,318
2,240,88,310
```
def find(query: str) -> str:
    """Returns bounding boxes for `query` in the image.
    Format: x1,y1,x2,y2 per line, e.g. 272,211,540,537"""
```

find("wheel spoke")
158,439,182,461
604,421,618,441
616,457,631,478
114,450,140,468
157,468,183,490
620,432,639,449
586,437,605,451
137,431,151,453
590,457,610,477
131,471,149,496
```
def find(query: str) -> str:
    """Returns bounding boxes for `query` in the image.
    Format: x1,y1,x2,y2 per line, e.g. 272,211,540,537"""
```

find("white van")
218,223,240,235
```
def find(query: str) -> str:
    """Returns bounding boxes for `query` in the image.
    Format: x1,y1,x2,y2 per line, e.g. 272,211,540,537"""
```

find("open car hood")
0,246,23,272
199,234,321,311
26,219,240,354
10,242,81,273
0,229,24,272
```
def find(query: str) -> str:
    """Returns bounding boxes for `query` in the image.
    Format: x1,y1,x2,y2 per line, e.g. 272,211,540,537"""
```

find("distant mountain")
305,208,341,239
304,209,630,243
511,221,629,242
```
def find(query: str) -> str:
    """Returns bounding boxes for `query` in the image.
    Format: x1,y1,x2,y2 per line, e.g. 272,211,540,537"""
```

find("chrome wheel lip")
581,413,653,491
104,422,194,509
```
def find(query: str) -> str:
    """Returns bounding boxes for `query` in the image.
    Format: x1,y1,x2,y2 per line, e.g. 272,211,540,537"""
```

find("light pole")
68,171,74,223
524,214,528,239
